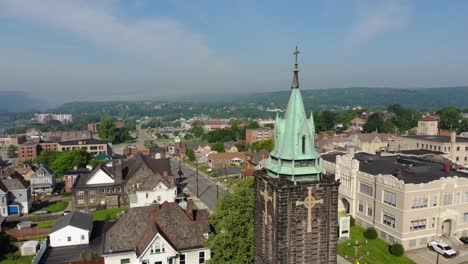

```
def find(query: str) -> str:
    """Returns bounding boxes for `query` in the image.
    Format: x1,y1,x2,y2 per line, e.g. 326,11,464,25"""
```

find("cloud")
0,0,235,70
346,0,410,46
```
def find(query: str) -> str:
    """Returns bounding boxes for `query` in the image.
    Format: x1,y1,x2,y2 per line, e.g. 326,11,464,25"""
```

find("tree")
363,227,378,240
438,107,462,130
390,243,405,257
186,149,195,161
363,113,384,133
206,178,255,264
250,139,275,152
189,121,205,138
49,149,91,176
212,142,225,153
6,145,17,158
203,129,235,143
98,117,131,144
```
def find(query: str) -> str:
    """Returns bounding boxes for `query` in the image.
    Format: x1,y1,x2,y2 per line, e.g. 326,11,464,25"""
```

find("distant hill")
0,91,44,112
216,86,468,110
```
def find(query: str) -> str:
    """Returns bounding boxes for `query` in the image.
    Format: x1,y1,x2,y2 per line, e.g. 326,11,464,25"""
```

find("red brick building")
246,128,274,145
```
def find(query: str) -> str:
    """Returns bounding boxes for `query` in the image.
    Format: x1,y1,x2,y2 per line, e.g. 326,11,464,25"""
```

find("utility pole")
195,156,199,198
177,158,183,194
345,240,369,264
216,167,219,200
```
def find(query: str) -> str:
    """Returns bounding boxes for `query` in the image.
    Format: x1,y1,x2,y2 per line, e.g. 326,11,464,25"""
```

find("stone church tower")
254,48,340,264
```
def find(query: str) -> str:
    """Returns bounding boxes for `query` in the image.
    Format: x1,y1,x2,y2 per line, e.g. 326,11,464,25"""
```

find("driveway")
407,246,468,264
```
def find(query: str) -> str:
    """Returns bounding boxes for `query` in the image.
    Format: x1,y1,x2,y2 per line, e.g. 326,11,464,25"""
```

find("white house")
130,181,177,208
49,211,93,247
103,202,210,264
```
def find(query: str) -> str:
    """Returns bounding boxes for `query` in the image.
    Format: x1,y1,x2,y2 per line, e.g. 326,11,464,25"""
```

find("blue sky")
0,0,467,102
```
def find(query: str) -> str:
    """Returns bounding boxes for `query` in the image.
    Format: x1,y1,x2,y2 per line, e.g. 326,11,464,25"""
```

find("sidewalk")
183,186,211,213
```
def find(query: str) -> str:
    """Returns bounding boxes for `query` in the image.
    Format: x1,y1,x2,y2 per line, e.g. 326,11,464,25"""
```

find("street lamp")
344,240,370,264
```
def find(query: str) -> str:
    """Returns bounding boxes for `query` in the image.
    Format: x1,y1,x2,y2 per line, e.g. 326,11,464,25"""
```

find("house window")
157,196,161,202
89,190,96,195
433,194,438,206
77,199,85,205
443,193,453,206
359,183,373,196
67,236,71,241
367,207,373,217
161,243,165,252
358,201,364,213
120,259,130,264
81,235,85,240
456,193,461,204
411,196,428,209
180,254,186,264
457,147,460,151
464,192,468,203
456,157,460,161
302,136,306,154
383,213,396,228
89,198,95,204
464,213,468,223
142,260,149,264
154,240,161,253
199,251,205,264
78,191,84,195
410,219,427,231
383,191,396,207
146,193,149,199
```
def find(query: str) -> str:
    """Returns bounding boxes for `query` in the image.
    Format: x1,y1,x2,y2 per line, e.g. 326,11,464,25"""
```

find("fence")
32,240,48,264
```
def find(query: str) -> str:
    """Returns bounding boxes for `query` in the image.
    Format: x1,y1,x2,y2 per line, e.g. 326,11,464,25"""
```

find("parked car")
32,198,42,203
52,192,60,196
33,210,49,215
427,241,457,257
63,210,71,216
460,237,468,245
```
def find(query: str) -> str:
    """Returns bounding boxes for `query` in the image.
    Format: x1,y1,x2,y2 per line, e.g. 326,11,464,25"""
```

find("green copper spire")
266,47,322,183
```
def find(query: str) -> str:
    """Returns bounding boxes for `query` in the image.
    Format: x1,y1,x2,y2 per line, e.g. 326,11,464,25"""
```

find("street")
169,159,226,211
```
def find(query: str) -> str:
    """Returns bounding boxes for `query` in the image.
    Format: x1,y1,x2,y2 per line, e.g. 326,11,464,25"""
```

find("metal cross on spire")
293,46,300,66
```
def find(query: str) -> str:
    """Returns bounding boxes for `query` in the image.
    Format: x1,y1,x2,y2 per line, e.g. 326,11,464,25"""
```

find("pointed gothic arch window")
302,135,306,154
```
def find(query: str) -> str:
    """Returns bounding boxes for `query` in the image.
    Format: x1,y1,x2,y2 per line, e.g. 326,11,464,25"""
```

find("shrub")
363,227,378,240
390,243,405,257
349,215,356,227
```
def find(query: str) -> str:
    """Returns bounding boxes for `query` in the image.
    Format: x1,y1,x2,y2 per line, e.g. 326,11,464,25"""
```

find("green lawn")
34,220,55,229
44,200,69,213
338,226,416,264
92,207,128,221
0,251,34,264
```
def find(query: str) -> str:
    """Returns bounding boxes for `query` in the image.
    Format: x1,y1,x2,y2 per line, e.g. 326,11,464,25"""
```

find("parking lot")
407,246,468,264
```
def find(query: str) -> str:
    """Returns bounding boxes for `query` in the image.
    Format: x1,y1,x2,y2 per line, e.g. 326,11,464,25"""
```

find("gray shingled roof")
51,211,93,233
0,177,28,190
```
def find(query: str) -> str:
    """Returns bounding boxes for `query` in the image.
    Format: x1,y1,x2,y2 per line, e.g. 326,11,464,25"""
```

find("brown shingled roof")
104,203,209,256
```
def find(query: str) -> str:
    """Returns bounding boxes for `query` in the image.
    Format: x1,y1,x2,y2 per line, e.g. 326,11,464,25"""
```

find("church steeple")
266,47,322,183
291,46,300,89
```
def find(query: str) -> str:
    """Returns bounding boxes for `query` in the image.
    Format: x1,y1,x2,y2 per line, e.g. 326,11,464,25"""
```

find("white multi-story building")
322,149,468,250
35,113,73,124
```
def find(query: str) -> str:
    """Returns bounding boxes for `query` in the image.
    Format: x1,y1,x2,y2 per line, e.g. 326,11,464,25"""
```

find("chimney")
162,170,168,177
443,163,451,172
262,153,269,160
395,168,403,178
347,147,355,158
114,161,123,182
450,131,456,143
186,199,194,220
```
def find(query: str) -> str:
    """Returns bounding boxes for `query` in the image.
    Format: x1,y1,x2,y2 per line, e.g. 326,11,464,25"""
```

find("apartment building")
58,139,111,156
245,128,274,145
322,150,468,250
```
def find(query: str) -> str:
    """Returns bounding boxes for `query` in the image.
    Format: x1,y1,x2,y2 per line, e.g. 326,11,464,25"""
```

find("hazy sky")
0,0,468,102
